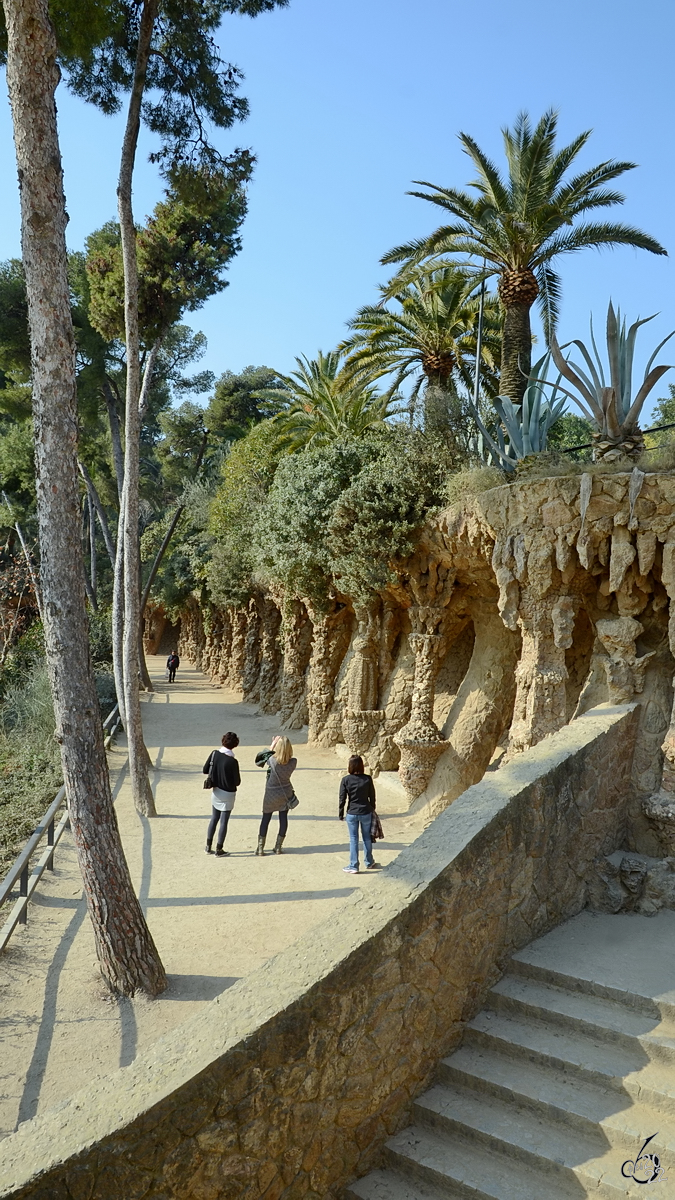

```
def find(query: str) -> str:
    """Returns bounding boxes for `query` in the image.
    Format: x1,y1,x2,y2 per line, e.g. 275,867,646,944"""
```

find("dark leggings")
207,807,231,845
259,809,288,838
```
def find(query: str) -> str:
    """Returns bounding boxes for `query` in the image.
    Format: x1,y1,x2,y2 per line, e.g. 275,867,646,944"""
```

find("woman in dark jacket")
339,754,378,874
203,731,241,856
254,735,296,856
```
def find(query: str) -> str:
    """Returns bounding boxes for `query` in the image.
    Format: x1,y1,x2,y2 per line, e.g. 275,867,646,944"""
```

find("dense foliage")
207,427,456,609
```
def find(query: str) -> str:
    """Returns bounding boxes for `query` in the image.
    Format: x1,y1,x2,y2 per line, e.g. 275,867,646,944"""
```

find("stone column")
241,596,262,702
178,599,203,668
595,616,654,704
643,546,675,849
394,606,448,800
508,589,571,756
279,599,313,728
257,597,282,713
212,609,232,684
306,603,353,744
342,604,385,756
226,608,247,692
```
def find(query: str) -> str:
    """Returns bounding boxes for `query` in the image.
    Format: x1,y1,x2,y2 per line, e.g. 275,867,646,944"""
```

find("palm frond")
546,129,592,190
457,133,510,210
533,222,668,262
535,264,562,343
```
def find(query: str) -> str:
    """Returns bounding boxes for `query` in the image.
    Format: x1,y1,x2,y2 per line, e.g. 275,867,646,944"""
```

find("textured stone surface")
169,472,675,844
0,704,638,1200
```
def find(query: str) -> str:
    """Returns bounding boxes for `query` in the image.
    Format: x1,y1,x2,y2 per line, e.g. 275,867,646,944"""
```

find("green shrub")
256,440,377,608
327,431,453,601
208,421,283,606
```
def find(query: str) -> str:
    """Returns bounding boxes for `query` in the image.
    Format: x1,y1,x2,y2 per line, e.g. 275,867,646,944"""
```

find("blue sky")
0,0,674,417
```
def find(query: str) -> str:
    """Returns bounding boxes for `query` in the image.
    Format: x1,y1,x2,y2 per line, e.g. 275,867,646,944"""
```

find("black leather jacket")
339,773,376,819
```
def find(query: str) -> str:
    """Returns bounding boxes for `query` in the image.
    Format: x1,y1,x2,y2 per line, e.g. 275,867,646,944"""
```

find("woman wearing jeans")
339,754,379,874
254,735,297,855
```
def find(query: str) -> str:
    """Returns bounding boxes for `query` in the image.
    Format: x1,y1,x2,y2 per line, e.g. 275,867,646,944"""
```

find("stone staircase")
345,927,675,1199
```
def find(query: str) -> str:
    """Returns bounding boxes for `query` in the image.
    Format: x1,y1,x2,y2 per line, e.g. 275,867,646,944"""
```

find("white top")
212,746,236,811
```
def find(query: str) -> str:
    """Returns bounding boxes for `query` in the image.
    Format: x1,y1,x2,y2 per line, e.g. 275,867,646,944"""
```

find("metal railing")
0,702,120,953
0,784,69,952
103,701,121,748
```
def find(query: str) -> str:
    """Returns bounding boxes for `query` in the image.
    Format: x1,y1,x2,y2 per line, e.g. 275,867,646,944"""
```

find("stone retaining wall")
0,704,638,1200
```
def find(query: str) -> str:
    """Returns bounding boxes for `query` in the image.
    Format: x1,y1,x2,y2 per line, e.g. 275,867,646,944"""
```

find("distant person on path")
339,755,379,874
203,732,241,857
254,735,297,856
167,650,180,683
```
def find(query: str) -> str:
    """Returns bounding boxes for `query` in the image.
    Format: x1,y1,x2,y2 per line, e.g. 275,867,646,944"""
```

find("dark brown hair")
348,754,364,774
222,732,239,749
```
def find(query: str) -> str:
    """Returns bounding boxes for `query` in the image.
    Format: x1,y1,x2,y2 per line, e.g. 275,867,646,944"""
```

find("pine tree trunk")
500,302,533,407
102,378,125,503
2,0,166,997
88,487,97,603
112,514,126,727
118,0,159,816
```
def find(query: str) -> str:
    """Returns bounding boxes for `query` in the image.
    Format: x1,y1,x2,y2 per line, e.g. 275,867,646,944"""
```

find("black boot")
255,835,266,856
215,843,229,857
205,840,213,854
273,835,285,855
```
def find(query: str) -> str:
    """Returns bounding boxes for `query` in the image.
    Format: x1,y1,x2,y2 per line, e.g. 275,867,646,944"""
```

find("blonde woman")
254,735,297,855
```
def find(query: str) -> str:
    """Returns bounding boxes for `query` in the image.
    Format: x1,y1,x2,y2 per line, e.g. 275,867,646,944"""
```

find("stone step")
419,1070,675,1163
465,1006,675,1099
347,918,675,1200
412,1081,604,1178
382,1124,592,1199
488,972,675,1064
408,1087,671,1198
383,1120,671,1199
438,1042,675,1146
509,949,675,1023
344,1167,452,1200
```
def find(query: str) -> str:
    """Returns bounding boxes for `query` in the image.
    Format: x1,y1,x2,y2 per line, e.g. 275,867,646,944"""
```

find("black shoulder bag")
203,751,216,789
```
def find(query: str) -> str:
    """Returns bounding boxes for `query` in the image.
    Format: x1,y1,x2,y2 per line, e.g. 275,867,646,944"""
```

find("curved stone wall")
0,703,637,1200
176,471,675,850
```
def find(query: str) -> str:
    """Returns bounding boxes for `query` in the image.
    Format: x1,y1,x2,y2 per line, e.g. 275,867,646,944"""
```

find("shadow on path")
146,888,356,907
16,898,88,1126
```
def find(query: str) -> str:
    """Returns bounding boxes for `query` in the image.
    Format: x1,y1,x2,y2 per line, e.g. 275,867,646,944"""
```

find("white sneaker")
342,866,359,874
366,862,380,870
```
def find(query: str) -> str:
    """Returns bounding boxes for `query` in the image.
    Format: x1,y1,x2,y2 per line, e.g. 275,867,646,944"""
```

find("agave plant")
469,354,567,472
550,302,675,461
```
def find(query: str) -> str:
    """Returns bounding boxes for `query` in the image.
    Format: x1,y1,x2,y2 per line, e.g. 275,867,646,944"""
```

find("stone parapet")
0,703,638,1200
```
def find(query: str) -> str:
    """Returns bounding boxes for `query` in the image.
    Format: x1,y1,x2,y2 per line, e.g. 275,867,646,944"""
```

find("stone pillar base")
394,722,448,801
342,709,386,756
642,792,675,856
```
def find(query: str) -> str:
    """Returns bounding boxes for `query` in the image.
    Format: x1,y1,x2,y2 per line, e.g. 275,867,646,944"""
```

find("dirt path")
0,657,420,1139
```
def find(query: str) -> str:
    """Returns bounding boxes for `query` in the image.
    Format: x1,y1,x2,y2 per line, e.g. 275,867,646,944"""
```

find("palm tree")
341,265,501,429
254,350,403,450
382,110,667,408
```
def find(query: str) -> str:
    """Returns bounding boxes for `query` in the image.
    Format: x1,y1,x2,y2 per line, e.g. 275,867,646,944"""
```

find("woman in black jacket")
203,731,241,856
339,754,379,874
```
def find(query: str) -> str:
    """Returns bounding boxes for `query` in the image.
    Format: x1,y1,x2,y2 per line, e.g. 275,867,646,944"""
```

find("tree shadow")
15,897,88,1126
145,888,356,907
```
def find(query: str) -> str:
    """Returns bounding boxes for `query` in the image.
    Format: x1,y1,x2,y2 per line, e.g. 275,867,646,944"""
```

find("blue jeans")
346,812,374,869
